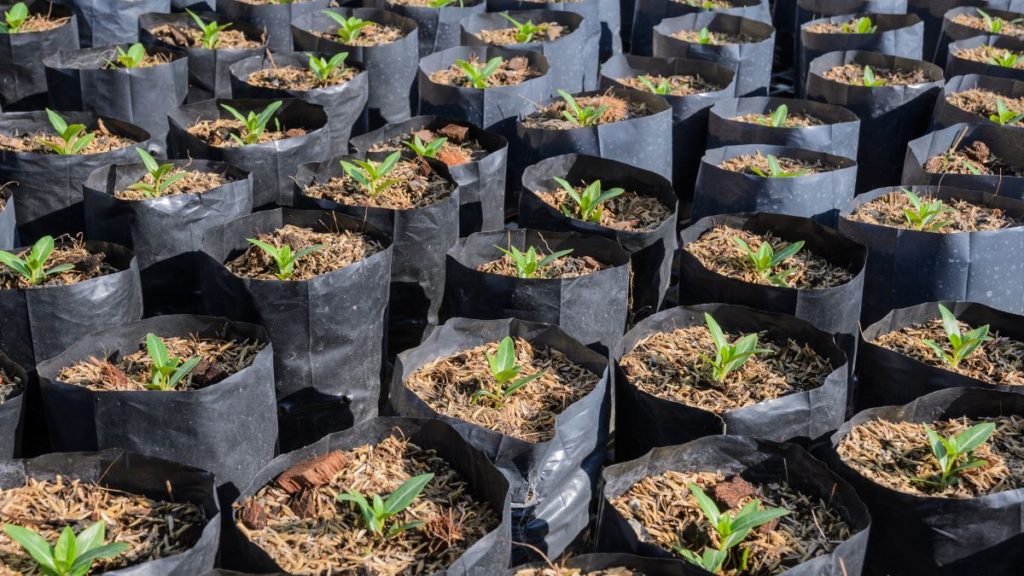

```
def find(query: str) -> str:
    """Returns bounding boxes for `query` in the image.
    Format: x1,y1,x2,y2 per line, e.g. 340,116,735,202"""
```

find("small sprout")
755,104,788,127
674,483,789,574
557,89,608,127
340,151,401,198
700,313,770,382
111,43,147,68
638,75,672,95
988,98,1024,125
977,9,1005,34
862,65,885,87
127,147,185,198
494,244,573,279
696,27,713,44
913,422,995,490
0,236,75,286
841,16,878,34
186,9,232,50
246,238,326,281
499,12,542,43
428,0,460,6
472,336,545,407
454,56,504,89
220,101,283,146
0,2,28,34
337,473,434,539
732,236,804,287
901,188,952,232
144,333,201,391
922,303,990,369
962,159,984,175
323,11,371,44
987,49,1021,68
41,109,95,156
307,52,349,85
3,521,129,576
403,135,447,159
748,154,810,178
553,176,624,223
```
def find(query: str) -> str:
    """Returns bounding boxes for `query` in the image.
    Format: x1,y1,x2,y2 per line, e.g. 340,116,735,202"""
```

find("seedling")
674,483,789,574
144,333,201,391
220,101,283,146
0,2,28,34
111,43,147,68
323,12,372,44
732,236,804,287
841,16,878,34
499,12,543,43
755,104,789,127
552,177,624,223
922,303,990,369
748,154,810,178
700,313,770,382
989,98,1024,125
638,75,673,95
454,56,504,89
696,27,713,44
307,52,349,85
914,422,996,490
901,188,952,232
472,336,545,407
0,236,74,286
493,244,573,279
428,0,462,6
337,473,434,539
977,9,1007,34
127,148,185,198
340,151,402,198
41,109,95,155
557,89,608,127
403,135,447,159
246,238,326,281
3,521,128,576
987,49,1021,68
862,65,885,87
186,9,232,50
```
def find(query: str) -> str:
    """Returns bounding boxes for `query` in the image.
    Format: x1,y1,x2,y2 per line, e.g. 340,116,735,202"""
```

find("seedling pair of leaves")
340,151,402,198
701,313,769,382
145,333,201,391
840,16,877,34
186,9,232,50
557,90,608,127
754,105,789,127
913,421,995,490
695,27,713,45
307,52,349,84
732,236,804,287
3,521,128,576
323,12,372,44
472,336,545,407
247,238,326,281
861,65,885,87
404,135,447,159
220,100,283,146
0,2,28,34
977,9,1023,34
108,43,147,69
337,473,434,539
128,148,185,198
42,109,95,156
500,12,545,43
553,177,624,223
922,303,990,369
988,99,1024,126
0,236,74,286
494,244,573,279
987,49,1021,68
748,154,810,178
455,57,505,89
901,188,952,232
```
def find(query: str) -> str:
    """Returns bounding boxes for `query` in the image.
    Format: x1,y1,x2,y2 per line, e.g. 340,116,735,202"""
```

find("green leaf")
53,526,75,569
937,303,960,340
536,248,573,268
730,506,789,535
770,240,804,268
69,542,129,575
167,356,201,389
704,313,727,351
505,370,544,395
45,108,68,135
493,336,516,374
688,484,722,528
4,524,57,572
383,473,433,515
770,104,788,127
954,422,996,454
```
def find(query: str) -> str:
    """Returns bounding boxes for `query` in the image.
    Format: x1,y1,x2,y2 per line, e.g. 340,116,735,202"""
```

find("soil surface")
475,22,566,45
838,415,1024,497
924,140,1023,176
610,470,852,575
150,24,265,49
304,157,454,210
521,92,652,130
719,152,832,176
951,13,1024,38
952,46,1024,69
946,89,1024,124
187,118,303,148
536,185,672,232
805,19,883,34
367,125,486,166
247,65,357,91
0,476,205,575
620,324,832,412
848,189,1021,232
478,246,607,279
428,55,541,88
734,111,824,127
673,28,756,45
11,14,71,33
115,168,228,200
0,369,22,405
616,73,722,96
0,239,117,290
315,22,403,47
405,338,599,442
104,51,171,70
237,435,497,575
0,118,134,155
822,63,928,86
227,224,383,281
686,225,854,289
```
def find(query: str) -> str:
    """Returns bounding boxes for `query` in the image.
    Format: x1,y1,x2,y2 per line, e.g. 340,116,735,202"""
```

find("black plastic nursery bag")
380,0,487,57
632,0,771,57
901,122,1024,200
936,5,1023,64
59,0,168,46
0,1,78,108
931,74,1024,129
0,187,15,250
945,34,1024,82
217,0,330,51
0,350,28,459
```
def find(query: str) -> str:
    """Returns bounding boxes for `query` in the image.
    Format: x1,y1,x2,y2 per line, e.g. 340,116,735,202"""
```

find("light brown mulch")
0,118,134,155
733,111,824,127
367,125,485,167
616,73,722,96
303,157,454,210
315,22,403,47
923,140,1023,176
950,13,1024,38
428,55,541,88
673,29,756,45
246,64,357,91
952,46,1024,69
847,189,1021,232
13,14,71,33
719,152,831,176
945,88,1024,123
475,22,565,45
150,24,265,49
226,224,383,281
822,64,928,86
477,245,606,279
114,169,227,200
186,118,303,148
536,186,672,232
521,92,651,130
0,238,117,290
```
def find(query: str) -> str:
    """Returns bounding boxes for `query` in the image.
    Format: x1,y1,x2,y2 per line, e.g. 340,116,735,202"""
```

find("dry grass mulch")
0,118,134,155
673,29,756,45
822,64,928,86
951,13,1024,38
674,0,735,7
521,92,652,130
0,369,23,405
847,189,1021,232
475,22,565,45
247,65,357,91
367,125,485,167
186,118,303,148
733,111,824,127
114,169,227,200
303,157,454,210
315,23,403,47
952,46,1024,69
104,51,170,70
0,238,117,290
477,248,606,279
227,224,383,281
151,24,265,49
616,73,722,96
536,186,672,232
924,140,1024,176
945,89,1024,124
719,152,832,176
12,14,71,33
429,55,541,88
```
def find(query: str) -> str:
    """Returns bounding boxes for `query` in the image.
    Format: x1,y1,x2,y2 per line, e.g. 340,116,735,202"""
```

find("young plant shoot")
988,49,1021,68
128,148,185,198
977,9,1009,34
323,11,372,44
494,244,573,279
701,313,769,382
42,109,95,156
307,52,349,86
755,105,788,127
914,422,996,490
748,154,810,178
340,151,402,198
403,135,447,159
862,65,885,87
111,43,147,68
0,2,28,33
499,12,543,43
922,303,990,369
901,188,952,232
145,333,201,391
336,473,434,539
696,27,713,45
246,238,326,281
731,236,805,287
841,16,878,34
3,521,128,576
472,336,545,407
675,483,789,574
638,76,673,95
220,100,283,146
989,99,1024,126
0,236,75,286
186,9,232,49
428,0,461,6
557,90,608,127
454,56,504,89
552,177,624,223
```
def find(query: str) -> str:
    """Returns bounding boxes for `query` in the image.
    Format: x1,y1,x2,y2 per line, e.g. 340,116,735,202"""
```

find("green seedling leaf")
913,421,995,489
921,303,990,369
700,312,771,382
493,243,573,279
901,188,952,232
340,151,402,198
186,9,232,49
553,176,624,223
307,52,349,84
4,521,128,576
403,134,447,158
144,332,202,391
247,237,326,280
499,12,541,43
0,235,76,286
0,2,29,34
557,89,608,127
323,11,371,44
220,101,283,146
336,473,434,538
454,56,504,89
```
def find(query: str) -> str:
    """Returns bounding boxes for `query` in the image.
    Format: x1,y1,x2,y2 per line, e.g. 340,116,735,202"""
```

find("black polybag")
599,54,736,213
821,387,1024,576
220,416,512,574
216,0,330,52
631,0,771,57
36,314,277,492
837,185,1024,323
936,5,1022,64
505,554,704,575
58,0,168,46
805,50,944,193
139,12,268,100
229,52,369,156
0,449,221,575
198,208,393,450
794,0,909,66
0,187,16,250
901,122,1024,199
679,212,867,338
167,97,330,208
0,350,28,459
0,240,143,369
292,8,419,130
707,96,861,160
0,1,78,108
43,44,188,152
519,153,678,321
692,143,857,227
932,74,1024,129
0,111,150,241
461,10,593,96
349,115,509,234
389,317,610,560
596,435,871,576
907,0,975,61
612,304,849,462
82,159,253,315
377,0,486,57
440,229,631,352
652,12,776,97
486,0,603,68
945,34,1024,81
